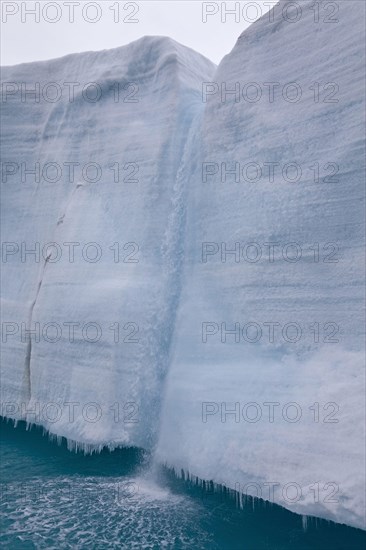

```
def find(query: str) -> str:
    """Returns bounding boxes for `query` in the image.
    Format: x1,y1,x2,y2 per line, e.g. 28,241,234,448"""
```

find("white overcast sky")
1,1,277,66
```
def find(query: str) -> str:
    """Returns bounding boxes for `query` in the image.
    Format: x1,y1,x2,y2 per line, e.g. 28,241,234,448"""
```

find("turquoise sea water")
1,418,365,549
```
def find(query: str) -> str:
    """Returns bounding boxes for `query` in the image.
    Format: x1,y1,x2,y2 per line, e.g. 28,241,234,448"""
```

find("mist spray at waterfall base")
2,418,365,549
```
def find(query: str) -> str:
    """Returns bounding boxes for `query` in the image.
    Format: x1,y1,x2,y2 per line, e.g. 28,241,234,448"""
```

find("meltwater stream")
1,419,365,549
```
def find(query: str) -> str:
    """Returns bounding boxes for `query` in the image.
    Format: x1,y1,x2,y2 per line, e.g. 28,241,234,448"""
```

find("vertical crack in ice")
23,184,82,412
23,255,50,403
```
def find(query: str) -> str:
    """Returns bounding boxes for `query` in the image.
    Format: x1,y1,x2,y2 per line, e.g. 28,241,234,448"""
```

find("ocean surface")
0,418,365,549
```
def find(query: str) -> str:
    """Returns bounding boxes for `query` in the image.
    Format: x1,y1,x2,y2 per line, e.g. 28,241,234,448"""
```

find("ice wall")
0,37,216,449
1,0,365,530
156,0,366,529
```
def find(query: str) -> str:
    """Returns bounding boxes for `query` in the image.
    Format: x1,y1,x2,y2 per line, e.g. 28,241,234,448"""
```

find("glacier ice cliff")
156,0,366,530
1,0,365,530
1,36,216,451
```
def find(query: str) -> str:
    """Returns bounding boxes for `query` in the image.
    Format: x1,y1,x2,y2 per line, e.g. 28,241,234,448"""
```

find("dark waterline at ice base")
1,419,365,549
